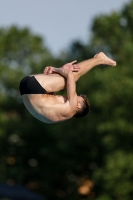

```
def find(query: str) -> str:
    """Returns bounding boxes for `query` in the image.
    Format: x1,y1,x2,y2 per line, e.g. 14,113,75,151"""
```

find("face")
77,96,84,109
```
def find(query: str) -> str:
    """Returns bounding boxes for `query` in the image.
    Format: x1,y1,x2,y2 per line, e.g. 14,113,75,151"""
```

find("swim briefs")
19,76,47,95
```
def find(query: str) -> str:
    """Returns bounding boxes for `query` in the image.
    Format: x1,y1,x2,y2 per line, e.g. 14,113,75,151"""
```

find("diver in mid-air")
19,52,116,124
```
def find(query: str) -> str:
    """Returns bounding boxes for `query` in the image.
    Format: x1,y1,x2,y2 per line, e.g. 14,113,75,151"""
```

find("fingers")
44,66,53,74
49,67,53,74
70,60,77,65
72,68,80,72
70,60,80,71
44,67,50,74
43,67,48,74
73,64,80,68
72,64,80,70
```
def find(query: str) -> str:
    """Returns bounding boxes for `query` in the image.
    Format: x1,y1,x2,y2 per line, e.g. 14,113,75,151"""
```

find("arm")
65,70,77,110
52,67,78,115
43,61,80,75
51,67,71,78
40,67,77,121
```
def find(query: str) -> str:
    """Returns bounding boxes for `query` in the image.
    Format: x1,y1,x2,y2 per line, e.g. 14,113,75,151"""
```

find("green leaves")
0,1,133,199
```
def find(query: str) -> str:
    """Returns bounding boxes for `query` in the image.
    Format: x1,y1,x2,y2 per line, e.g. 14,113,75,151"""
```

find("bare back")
22,94,75,124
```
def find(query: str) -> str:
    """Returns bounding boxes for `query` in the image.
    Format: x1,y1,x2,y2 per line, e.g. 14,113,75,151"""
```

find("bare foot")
94,52,116,66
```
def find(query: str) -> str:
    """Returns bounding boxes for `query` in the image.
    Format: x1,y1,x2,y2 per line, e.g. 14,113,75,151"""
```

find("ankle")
93,57,102,66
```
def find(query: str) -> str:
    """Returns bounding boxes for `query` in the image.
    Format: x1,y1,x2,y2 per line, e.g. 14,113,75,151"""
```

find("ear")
77,102,81,109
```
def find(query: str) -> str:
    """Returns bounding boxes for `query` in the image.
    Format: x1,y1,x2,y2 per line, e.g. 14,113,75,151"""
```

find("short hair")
74,94,90,118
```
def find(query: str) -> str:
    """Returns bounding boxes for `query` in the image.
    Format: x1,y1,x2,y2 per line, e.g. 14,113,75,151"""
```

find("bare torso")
20,52,116,124
21,67,79,124
22,94,70,124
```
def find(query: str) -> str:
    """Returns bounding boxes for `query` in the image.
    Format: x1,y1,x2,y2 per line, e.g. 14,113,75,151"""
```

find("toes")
94,53,98,58
112,61,117,66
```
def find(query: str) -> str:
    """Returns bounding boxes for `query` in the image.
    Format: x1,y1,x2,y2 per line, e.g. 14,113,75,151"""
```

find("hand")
62,60,80,72
43,61,80,75
43,66,54,74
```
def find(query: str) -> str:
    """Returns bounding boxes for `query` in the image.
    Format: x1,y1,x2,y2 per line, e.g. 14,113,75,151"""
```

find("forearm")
66,71,77,105
52,67,69,78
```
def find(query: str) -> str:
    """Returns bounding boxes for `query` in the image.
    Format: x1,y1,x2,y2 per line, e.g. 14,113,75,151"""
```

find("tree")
0,1,133,199
0,26,55,198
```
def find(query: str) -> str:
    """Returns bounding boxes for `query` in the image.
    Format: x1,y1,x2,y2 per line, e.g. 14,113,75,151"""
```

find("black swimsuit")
19,76,47,95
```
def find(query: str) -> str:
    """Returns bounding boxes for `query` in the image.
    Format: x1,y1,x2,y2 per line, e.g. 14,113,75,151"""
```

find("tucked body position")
19,52,116,124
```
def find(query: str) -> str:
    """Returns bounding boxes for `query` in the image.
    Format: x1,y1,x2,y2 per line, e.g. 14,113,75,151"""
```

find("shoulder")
55,101,77,119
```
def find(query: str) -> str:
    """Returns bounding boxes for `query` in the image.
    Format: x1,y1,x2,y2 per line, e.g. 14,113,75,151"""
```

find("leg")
73,52,116,81
40,52,116,93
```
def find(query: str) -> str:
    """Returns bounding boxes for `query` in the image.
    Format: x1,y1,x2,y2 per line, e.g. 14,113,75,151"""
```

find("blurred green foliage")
0,1,133,200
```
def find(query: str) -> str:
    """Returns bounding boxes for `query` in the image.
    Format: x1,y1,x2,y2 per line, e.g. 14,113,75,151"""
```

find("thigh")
33,74,66,93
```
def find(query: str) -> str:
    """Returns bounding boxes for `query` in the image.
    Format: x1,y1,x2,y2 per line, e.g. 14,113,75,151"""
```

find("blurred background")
0,0,133,200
